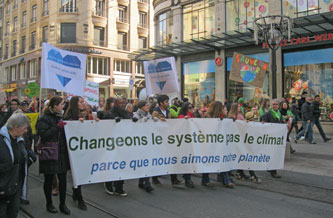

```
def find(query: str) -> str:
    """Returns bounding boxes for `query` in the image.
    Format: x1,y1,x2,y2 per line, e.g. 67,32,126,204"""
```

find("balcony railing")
117,17,128,23
93,40,106,47
21,23,26,28
93,10,105,17
138,23,148,29
31,17,37,23
42,11,49,16
59,6,78,13
117,44,128,51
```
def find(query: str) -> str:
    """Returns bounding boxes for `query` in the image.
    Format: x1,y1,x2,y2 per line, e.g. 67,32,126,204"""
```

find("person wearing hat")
20,101,30,113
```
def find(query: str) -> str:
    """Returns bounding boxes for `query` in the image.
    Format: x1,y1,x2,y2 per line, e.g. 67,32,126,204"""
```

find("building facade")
0,0,154,101
132,0,333,121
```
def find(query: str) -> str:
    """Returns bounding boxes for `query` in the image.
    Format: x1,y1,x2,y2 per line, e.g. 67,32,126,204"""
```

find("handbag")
0,164,19,199
36,138,59,161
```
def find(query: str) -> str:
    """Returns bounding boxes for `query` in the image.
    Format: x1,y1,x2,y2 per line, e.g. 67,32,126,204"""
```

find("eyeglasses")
272,103,279,105
189,106,193,109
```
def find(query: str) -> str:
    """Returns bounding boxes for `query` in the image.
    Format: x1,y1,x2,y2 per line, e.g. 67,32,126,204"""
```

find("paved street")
19,133,333,218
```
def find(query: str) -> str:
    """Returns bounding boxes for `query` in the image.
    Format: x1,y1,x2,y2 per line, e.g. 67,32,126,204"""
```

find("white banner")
83,80,99,107
143,57,179,95
41,43,86,96
65,119,287,187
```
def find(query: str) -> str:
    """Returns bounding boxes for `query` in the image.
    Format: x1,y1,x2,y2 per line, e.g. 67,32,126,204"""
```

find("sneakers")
324,137,331,142
104,183,114,195
300,136,305,141
114,190,128,197
172,179,184,187
185,180,195,188
271,173,281,178
250,176,262,184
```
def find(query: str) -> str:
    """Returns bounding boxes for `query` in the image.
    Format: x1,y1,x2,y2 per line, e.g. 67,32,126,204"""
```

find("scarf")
270,108,281,121
49,108,63,117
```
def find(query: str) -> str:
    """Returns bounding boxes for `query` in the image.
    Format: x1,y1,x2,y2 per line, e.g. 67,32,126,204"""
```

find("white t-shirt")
161,109,167,118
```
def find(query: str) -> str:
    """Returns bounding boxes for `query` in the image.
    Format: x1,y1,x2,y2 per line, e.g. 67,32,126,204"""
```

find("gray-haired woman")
0,113,29,218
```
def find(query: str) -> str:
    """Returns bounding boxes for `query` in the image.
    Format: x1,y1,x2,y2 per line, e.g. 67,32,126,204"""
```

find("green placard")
25,82,40,98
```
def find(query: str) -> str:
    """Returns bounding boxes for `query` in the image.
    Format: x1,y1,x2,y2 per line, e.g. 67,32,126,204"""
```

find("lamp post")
254,15,292,99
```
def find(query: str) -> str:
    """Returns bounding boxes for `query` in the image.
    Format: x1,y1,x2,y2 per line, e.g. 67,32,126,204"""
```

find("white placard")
83,80,99,107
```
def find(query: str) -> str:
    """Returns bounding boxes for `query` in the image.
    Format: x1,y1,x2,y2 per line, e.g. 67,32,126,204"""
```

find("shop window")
87,56,109,76
158,11,173,46
226,0,268,32
183,60,215,108
114,60,130,73
30,60,37,78
282,0,328,18
183,0,215,41
61,23,76,43
20,63,26,79
226,53,270,105
284,48,333,121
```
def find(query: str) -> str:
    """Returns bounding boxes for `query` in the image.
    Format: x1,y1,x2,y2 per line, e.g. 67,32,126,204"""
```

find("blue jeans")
296,121,314,142
314,118,327,140
220,172,232,185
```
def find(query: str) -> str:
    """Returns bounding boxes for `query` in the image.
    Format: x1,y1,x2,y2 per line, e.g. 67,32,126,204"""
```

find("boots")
72,187,87,211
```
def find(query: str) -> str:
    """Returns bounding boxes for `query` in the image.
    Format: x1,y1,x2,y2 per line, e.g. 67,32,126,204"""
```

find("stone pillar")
171,6,182,44
176,55,182,98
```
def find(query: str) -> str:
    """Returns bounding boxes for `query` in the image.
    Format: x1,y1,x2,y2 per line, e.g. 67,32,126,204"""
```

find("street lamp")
254,15,292,99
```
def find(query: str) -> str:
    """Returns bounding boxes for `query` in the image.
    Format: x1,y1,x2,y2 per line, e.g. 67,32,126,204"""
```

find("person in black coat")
0,113,29,218
0,103,8,128
311,95,331,142
261,99,283,179
37,96,71,215
295,97,316,144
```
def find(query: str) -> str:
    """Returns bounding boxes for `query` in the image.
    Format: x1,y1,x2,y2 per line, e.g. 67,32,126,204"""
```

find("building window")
13,0,18,9
117,32,128,50
0,7,3,20
20,63,26,80
118,6,127,23
30,32,36,50
282,0,326,18
183,0,215,41
29,60,37,78
226,0,268,32
21,36,26,54
136,62,144,75
87,56,109,75
94,0,105,17
22,11,27,27
22,0,27,3
42,26,48,44
60,0,77,13
139,37,147,49
12,40,17,57
114,60,130,73
158,11,173,46
11,66,17,82
5,68,9,82
31,5,37,22
13,17,18,32
94,26,105,46
61,23,76,43
139,12,147,28
0,27,2,40
43,0,49,16
6,2,10,14
5,22,10,36
5,44,9,59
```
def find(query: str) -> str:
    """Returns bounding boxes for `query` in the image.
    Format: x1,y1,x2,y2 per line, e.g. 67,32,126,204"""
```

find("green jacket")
169,105,181,118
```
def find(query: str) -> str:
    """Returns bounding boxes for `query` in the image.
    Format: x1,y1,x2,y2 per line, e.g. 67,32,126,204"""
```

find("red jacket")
178,112,194,118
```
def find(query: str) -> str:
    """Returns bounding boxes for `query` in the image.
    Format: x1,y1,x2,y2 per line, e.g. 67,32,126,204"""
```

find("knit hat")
245,111,255,121
238,97,244,104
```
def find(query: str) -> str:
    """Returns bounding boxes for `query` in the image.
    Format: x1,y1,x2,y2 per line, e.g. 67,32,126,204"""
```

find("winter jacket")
312,100,321,119
178,112,194,118
0,111,8,128
37,111,70,174
152,107,171,120
290,103,299,122
261,110,283,123
169,105,181,118
280,109,295,122
133,109,152,120
301,102,314,122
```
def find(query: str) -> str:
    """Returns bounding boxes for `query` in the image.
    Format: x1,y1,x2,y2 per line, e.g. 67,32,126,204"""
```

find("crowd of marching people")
0,91,331,217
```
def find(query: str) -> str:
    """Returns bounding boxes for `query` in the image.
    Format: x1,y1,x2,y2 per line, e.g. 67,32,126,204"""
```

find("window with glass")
118,6,127,23
22,0,27,3
29,60,37,77
31,32,36,50
136,62,144,75
13,17,18,32
87,56,109,75
11,66,17,81
117,32,128,50
226,0,269,32
5,68,9,82
94,0,105,16
60,0,77,12
32,5,37,22
158,11,173,46
284,48,333,121
43,0,49,16
6,2,10,14
282,0,330,18
139,37,147,49
139,12,147,28
5,44,8,59
12,40,17,56
0,7,3,20
42,26,48,43
22,11,27,27
226,53,270,105
20,63,26,79
21,36,26,53
13,0,18,9
0,27,2,40
94,26,105,46
114,60,130,73
61,23,76,43
5,22,9,36
183,60,216,107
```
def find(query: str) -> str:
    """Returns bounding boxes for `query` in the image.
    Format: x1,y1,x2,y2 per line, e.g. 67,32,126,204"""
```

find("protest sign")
229,52,268,88
83,80,99,107
143,57,179,95
41,43,86,96
25,113,39,134
65,118,287,187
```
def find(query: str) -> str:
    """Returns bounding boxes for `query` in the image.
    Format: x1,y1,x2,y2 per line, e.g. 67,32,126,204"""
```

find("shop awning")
129,12,333,61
